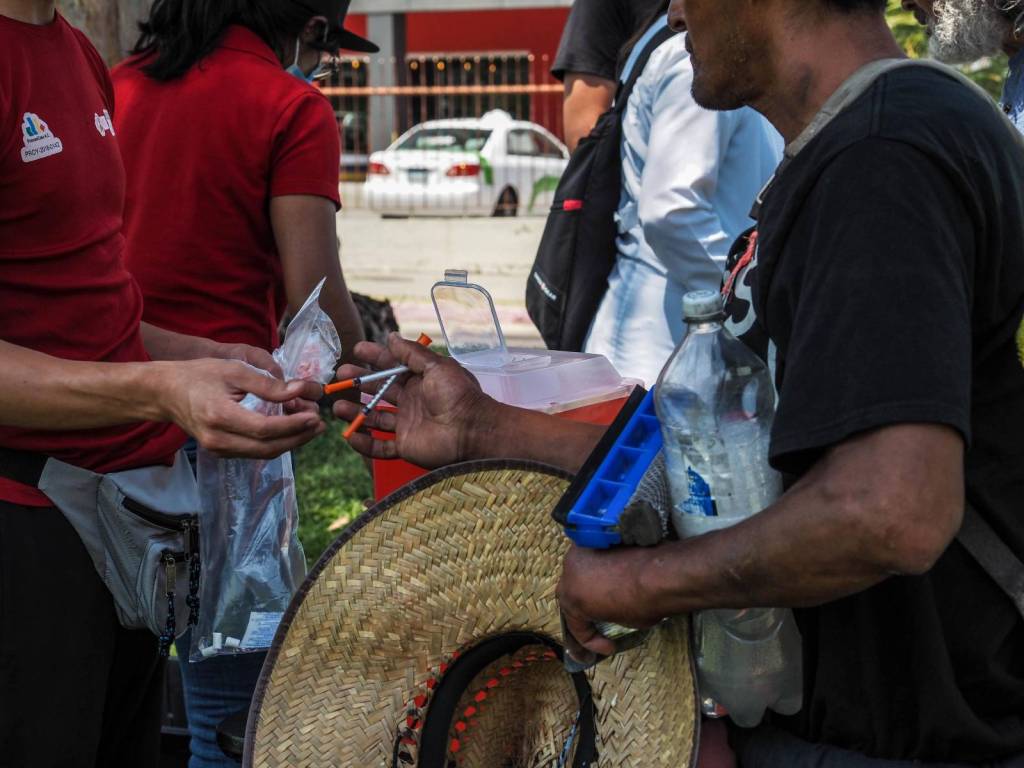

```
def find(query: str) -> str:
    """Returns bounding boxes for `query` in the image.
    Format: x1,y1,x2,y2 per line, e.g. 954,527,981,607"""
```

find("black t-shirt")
550,0,666,82
724,66,1024,761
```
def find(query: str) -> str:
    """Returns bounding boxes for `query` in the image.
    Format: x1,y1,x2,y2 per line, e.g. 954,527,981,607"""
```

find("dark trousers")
0,502,164,768
730,724,1024,768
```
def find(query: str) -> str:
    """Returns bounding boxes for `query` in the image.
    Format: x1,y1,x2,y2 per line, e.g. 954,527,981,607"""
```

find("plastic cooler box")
370,270,638,500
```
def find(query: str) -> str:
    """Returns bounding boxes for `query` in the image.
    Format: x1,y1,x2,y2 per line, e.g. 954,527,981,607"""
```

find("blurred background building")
334,0,572,176
59,0,572,179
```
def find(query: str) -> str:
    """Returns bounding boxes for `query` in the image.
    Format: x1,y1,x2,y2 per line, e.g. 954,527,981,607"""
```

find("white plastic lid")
682,290,724,321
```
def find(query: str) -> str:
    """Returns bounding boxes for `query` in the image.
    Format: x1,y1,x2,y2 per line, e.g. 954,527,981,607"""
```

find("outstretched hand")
161,358,325,459
331,333,498,469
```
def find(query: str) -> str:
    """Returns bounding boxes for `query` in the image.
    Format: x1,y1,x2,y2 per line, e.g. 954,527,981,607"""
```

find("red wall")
347,14,368,39
407,8,568,58
345,8,570,139
347,8,569,59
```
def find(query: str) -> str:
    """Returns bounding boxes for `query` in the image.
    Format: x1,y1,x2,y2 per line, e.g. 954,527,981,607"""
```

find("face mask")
286,36,326,82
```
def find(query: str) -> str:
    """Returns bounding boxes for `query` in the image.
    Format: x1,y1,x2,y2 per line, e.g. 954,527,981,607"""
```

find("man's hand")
332,334,607,472
210,341,282,379
332,334,495,469
157,358,325,459
207,342,322,415
557,544,667,658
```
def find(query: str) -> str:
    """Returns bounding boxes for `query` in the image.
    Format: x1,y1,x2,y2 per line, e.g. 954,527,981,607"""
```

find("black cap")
296,0,379,53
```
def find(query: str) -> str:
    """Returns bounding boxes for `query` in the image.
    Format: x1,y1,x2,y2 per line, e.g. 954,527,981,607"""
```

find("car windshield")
396,128,492,153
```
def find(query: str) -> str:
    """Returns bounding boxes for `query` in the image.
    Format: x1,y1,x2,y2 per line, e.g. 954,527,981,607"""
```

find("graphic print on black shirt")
723,64,1024,762
723,226,772,369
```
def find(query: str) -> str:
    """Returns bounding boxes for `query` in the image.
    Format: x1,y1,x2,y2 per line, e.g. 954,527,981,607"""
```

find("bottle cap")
682,290,725,321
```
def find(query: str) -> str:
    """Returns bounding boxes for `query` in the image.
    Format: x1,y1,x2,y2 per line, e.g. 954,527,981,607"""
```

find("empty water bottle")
654,290,802,728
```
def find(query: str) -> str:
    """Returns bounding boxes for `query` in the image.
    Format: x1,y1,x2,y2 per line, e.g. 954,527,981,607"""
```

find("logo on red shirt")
20,112,63,163
94,108,115,137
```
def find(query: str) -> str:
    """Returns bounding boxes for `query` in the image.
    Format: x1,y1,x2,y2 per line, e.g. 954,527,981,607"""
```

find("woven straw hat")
243,460,698,767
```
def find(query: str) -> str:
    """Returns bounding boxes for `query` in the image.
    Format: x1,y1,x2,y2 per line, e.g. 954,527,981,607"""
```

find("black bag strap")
957,501,1024,619
613,19,678,116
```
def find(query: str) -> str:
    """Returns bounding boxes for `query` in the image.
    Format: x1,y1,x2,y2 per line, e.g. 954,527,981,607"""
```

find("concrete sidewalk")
337,208,546,347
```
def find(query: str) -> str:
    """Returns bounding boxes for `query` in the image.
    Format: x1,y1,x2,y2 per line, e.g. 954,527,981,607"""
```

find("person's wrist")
458,394,505,462
133,360,183,423
200,338,234,360
635,541,684,619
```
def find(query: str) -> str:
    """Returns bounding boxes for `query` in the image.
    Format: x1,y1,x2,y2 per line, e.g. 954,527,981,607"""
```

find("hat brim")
243,459,698,767
327,27,379,54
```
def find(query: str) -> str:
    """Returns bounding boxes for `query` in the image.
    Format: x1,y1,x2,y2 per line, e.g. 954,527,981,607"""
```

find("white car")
364,110,569,217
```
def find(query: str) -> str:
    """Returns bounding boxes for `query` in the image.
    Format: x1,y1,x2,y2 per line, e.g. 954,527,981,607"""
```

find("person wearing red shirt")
0,1,326,765
116,0,368,357
112,2,375,765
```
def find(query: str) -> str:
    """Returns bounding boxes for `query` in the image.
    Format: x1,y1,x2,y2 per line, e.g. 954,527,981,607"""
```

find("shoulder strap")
614,17,677,114
753,57,1024,217
788,57,1024,160
958,502,1024,619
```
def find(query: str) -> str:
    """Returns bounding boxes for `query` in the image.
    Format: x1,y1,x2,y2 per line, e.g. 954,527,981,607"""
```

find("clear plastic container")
654,289,802,728
432,270,636,412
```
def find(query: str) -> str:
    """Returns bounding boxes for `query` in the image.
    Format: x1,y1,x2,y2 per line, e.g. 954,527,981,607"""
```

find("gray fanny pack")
36,451,201,654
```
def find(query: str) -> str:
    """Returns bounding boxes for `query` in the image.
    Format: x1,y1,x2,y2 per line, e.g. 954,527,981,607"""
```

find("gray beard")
928,0,1009,63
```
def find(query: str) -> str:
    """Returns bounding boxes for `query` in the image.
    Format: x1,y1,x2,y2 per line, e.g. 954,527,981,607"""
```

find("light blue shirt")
1000,49,1024,135
584,25,782,386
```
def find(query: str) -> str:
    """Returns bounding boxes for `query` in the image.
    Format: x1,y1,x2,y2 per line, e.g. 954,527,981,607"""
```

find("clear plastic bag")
190,280,340,660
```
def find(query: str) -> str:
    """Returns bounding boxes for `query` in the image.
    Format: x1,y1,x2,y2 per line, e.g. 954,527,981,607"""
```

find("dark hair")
821,0,887,11
132,0,313,81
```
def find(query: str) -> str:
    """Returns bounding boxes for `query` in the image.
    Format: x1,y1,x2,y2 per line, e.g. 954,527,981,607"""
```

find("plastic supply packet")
190,280,340,660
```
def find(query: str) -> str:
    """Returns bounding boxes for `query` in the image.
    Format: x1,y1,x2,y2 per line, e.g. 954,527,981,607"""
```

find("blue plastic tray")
564,388,663,548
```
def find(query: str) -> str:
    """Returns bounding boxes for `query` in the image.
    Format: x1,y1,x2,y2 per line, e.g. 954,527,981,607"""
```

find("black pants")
730,724,1024,768
0,502,164,768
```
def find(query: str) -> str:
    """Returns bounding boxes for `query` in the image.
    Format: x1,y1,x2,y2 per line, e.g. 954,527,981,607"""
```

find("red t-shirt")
114,26,343,352
0,12,184,506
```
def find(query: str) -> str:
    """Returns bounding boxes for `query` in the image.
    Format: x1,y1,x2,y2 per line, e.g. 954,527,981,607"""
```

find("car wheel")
493,187,518,217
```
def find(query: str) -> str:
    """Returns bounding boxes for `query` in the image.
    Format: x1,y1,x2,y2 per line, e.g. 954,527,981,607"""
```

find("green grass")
294,415,373,566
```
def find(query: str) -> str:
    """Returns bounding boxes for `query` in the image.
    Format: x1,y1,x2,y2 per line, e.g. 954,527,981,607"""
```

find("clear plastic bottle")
654,290,802,728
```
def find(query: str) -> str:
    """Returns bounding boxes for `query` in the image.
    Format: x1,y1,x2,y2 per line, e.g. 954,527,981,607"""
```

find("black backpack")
526,21,677,351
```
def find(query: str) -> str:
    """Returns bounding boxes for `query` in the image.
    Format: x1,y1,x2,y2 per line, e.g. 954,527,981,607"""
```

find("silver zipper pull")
163,552,177,595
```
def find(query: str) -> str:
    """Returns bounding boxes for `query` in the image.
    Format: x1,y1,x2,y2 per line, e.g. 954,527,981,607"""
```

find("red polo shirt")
114,26,342,352
0,12,184,507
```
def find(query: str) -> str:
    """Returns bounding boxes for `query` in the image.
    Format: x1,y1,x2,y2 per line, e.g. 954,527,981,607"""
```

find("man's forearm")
0,339,167,430
468,401,605,474
638,424,965,615
141,322,219,362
